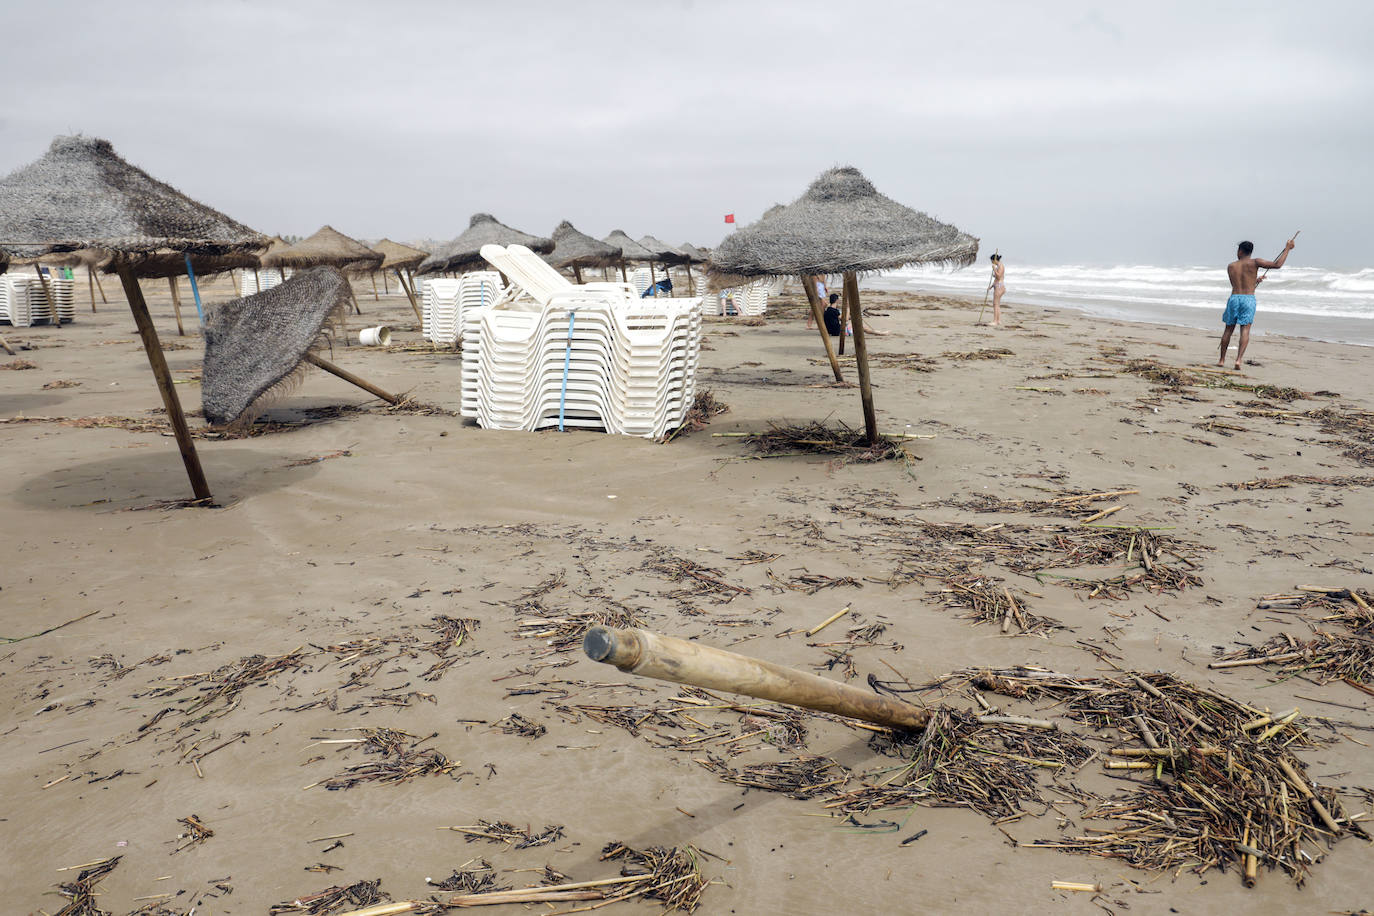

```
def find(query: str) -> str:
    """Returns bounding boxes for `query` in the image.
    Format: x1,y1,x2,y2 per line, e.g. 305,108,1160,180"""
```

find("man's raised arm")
1255,238,1297,270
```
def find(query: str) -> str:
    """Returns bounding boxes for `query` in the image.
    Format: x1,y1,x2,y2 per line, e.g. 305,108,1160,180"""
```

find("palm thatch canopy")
372,238,428,272
0,135,267,271
418,214,554,275
545,221,621,269
201,267,350,427
602,230,658,263
261,225,383,272
637,235,689,265
677,243,709,264
706,167,978,284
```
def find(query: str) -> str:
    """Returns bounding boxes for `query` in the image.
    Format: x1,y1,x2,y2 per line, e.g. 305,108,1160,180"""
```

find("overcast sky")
2,1,1369,267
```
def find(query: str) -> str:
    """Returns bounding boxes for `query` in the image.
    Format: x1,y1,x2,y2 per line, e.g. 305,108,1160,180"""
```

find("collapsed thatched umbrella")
417,214,553,276
370,238,428,319
545,221,621,283
202,267,399,428
0,134,270,500
707,165,978,444
601,230,658,284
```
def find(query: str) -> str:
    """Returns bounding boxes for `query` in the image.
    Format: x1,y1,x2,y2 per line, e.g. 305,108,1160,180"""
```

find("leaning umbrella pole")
303,351,401,406
394,268,422,324
584,625,930,730
800,273,844,382
114,256,212,502
843,271,879,445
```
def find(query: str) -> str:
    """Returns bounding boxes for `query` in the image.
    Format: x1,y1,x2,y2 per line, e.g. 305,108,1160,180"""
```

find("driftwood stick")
303,351,401,405
1277,757,1341,835
584,625,930,729
0,333,14,356
1210,652,1304,669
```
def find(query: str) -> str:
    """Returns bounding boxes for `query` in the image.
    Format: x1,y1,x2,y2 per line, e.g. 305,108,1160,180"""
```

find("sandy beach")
3,276,1372,915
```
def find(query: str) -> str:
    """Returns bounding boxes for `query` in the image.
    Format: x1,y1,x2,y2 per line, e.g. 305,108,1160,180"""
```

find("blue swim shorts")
1222,294,1256,326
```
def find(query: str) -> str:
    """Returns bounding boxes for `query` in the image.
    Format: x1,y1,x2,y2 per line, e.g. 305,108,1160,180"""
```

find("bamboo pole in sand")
584,625,930,729
800,274,844,382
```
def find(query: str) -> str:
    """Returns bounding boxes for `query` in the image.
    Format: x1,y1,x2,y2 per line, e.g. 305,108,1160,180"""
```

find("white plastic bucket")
359,325,391,346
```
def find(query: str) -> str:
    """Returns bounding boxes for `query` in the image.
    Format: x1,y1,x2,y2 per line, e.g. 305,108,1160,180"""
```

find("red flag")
724,213,735,224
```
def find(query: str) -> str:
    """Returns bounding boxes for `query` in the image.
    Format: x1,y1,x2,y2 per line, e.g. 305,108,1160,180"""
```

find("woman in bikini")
989,254,1006,326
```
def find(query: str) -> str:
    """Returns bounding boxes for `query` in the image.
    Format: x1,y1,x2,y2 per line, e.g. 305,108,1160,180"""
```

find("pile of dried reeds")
1227,474,1374,490
1212,631,1374,685
53,856,121,916
742,421,910,463
140,648,307,733
270,878,391,914
661,389,728,442
942,347,1013,360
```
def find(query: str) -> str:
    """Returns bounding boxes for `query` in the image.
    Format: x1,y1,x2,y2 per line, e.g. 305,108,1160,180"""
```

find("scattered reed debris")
644,554,752,603
1,358,37,370
309,728,457,790
140,648,308,734
444,819,566,849
173,814,214,854
598,842,712,912
942,347,1013,360
1212,631,1374,685
933,576,1065,635
1227,474,1374,490
952,487,1140,519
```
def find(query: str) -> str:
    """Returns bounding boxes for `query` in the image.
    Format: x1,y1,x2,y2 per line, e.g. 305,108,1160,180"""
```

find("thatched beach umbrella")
417,213,553,276
707,165,978,444
370,238,428,319
601,230,658,284
677,243,708,263
202,267,399,428
545,220,621,283
261,226,381,316
0,134,270,500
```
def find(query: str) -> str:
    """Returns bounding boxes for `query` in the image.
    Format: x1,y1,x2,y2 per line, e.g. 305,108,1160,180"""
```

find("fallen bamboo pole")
303,351,402,405
0,333,14,356
584,625,930,729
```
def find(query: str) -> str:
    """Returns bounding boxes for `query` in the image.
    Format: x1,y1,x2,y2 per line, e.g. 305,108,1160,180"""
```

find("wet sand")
3,273,1372,914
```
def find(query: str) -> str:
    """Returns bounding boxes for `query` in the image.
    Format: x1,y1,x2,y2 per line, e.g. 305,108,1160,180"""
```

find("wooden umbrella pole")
648,260,658,295
572,263,583,284
304,351,401,405
836,277,847,355
801,274,844,382
87,267,96,312
686,265,695,296
369,272,379,301
381,269,389,295
0,333,15,355
585,625,930,729
115,259,212,501
93,267,108,304
844,271,879,445
166,276,185,336
619,258,628,282
395,268,422,324
33,264,61,327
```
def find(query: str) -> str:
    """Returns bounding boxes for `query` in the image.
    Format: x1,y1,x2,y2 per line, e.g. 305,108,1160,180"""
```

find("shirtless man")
1218,238,1295,369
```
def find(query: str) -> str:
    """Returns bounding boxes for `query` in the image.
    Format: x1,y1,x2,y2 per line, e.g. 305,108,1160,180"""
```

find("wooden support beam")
801,274,843,382
304,351,401,405
844,271,878,445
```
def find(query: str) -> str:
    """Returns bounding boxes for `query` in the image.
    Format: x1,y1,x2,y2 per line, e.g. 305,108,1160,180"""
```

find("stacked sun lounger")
0,275,76,326
459,245,702,439
239,269,287,297
422,272,502,345
716,279,769,317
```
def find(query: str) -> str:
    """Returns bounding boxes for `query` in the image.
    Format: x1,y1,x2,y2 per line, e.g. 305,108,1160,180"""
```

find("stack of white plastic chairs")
422,278,461,343
716,279,769,317
630,267,653,298
460,244,702,439
1,274,75,326
239,268,287,297
421,271,502,345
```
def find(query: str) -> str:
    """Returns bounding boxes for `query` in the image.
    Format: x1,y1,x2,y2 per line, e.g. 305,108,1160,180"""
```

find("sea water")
874,265,1374,347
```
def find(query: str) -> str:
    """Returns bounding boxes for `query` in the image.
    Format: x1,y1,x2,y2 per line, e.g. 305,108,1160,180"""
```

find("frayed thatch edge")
211,304,346,433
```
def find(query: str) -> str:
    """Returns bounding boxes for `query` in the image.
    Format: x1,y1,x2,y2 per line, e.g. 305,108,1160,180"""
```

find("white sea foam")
875,263,1374,345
